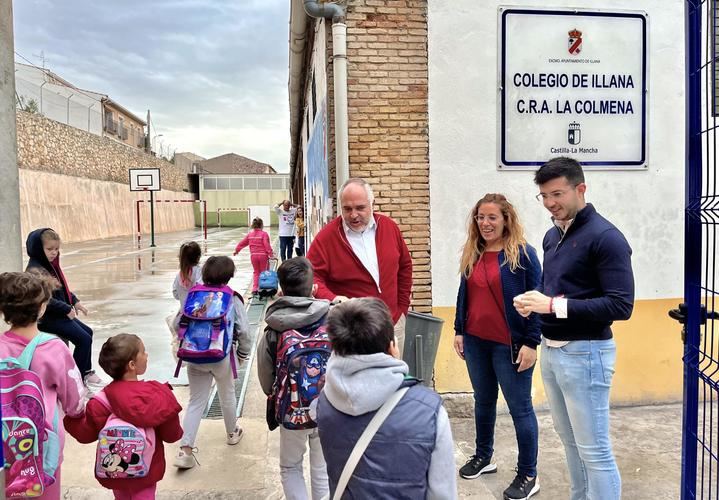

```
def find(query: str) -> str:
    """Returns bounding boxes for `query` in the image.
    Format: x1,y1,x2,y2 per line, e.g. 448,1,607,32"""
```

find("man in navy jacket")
514,157,634,500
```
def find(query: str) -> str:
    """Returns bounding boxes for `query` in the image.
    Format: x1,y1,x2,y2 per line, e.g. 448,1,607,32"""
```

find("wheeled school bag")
173,284,238,378
258,258,279,298
0,333,62,498
93,391,155,480
270,325,331,430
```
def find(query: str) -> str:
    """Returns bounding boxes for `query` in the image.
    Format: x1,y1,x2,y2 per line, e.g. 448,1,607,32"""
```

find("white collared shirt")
342,216,380,289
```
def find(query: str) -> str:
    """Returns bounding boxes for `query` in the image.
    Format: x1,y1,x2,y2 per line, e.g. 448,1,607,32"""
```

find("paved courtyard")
35,228,682,499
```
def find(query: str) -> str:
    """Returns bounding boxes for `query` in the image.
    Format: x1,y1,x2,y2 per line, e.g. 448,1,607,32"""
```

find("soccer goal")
135,199,208,241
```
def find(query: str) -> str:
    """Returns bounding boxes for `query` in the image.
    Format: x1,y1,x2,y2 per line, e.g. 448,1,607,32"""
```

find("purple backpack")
174,284,238,378
1,333,61,498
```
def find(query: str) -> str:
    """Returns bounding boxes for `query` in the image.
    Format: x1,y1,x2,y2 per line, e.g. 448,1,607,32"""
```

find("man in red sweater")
306,178,413,355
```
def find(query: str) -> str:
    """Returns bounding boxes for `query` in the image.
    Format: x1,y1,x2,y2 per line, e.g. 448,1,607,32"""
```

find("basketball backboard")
129,168,161,191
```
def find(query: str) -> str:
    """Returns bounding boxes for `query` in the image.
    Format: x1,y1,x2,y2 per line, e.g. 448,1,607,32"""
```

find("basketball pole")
149,189,156,247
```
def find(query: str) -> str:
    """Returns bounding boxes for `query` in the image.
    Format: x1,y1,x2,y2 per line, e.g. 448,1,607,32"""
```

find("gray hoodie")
257,296,331,395
321,353,458,500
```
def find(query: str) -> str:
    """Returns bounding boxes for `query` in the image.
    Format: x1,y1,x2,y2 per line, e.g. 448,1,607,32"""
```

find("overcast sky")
13,0,291,172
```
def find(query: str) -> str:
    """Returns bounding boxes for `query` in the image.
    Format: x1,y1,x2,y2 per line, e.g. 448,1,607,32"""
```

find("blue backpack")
258,270,278,298
173,284,238,378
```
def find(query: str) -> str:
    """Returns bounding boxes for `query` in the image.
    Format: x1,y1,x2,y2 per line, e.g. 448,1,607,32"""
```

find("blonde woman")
453,193,542,500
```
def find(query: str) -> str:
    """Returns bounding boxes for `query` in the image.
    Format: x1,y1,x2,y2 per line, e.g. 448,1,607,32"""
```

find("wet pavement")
25,226,265,384
32,229,681,498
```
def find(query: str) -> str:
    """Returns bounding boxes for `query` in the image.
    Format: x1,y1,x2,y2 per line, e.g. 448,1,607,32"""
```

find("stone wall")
15,111,195,242
344,0,431,313
16,110,190,192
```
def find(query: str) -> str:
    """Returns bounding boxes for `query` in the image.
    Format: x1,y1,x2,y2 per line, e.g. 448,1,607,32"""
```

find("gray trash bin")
401,311,444,386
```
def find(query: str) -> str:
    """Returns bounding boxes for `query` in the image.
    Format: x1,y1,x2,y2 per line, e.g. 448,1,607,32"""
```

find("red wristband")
549,297,554,314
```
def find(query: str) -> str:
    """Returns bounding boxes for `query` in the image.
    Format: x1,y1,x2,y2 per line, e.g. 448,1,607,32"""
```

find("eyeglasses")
535,187,575,202
474,214,501,223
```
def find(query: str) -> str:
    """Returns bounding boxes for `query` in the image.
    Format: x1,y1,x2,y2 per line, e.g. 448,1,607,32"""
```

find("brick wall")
343,0,431,312
16,111,189,192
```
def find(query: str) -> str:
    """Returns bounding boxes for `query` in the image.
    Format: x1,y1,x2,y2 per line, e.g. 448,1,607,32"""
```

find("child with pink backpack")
0,272,85,499
233,217,274,297
64,334,182,500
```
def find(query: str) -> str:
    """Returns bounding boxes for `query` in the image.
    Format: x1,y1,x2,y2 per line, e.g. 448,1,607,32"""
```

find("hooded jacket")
64,380,183,491
25,228,78,319
257,296,331,396
316,354,457,500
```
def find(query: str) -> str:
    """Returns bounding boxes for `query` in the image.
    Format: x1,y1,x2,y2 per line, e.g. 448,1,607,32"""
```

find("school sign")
498,9,648,168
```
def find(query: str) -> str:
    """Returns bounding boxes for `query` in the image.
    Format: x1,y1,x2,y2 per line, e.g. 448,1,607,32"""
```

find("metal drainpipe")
303,0,349,191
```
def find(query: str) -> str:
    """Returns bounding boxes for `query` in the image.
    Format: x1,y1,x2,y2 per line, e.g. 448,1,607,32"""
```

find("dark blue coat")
454,245,542,349
317,379,441,499
25,228,78,320
539,203,634,340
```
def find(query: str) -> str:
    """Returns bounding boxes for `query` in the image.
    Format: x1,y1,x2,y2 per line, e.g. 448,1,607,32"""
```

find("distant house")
14,61,146,149
175,152,206,174
197,153,277,174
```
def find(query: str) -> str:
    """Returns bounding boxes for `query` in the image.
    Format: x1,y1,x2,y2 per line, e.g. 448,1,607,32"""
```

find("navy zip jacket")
540,203,635,341
454,245,542,349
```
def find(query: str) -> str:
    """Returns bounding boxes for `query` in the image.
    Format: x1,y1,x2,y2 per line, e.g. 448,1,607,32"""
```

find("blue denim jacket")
454,245,542,348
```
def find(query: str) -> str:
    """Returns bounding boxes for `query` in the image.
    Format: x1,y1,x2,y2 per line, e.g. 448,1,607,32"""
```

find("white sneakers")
83,371,105,387
227,426,244,445
174,425,243,470
173,448,199,469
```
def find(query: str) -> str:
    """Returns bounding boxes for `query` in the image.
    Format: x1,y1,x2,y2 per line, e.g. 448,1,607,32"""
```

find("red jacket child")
64,380,183,492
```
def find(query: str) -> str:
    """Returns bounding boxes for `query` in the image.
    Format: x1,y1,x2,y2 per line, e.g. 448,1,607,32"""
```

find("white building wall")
428,0,685,306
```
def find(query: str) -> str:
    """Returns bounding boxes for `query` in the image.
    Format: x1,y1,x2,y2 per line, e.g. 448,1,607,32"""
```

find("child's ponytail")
179,241,202,287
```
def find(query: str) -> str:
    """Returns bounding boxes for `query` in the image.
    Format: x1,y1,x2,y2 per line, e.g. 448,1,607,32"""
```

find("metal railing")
682,1,719,498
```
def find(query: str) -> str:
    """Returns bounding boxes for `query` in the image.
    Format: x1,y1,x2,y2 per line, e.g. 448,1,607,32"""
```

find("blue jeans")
38,316,94,376
463,335,538,477
280,236,295,261
541,339,620,500
295,235,305,256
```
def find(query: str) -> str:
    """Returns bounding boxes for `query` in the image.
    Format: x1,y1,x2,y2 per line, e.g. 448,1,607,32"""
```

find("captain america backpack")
271,324,331,430
0,333,62,498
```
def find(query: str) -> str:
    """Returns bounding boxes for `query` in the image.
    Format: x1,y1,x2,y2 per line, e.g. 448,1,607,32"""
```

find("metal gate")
680,1,719,498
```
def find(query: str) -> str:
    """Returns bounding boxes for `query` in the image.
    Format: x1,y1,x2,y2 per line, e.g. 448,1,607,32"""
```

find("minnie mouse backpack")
93,391,155,480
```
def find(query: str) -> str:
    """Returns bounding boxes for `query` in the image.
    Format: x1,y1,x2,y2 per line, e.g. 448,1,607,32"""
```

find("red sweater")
465,252,511,345
64,380,183,491
306,213,412,322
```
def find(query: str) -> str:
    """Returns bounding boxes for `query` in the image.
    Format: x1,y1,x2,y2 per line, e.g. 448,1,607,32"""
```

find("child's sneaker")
227,426,243,445
83,371,105,387
173,448,199,469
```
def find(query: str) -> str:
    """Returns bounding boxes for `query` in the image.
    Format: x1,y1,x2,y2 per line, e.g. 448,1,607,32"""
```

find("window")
216,177,230,190
244,177,258,190
230,178,243,190
258,177,272,189
203,177,216,190
271,177,285,189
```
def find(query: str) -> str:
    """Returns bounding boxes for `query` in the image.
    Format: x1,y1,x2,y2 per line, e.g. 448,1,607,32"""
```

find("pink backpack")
1,333,61,498
93,391,155,480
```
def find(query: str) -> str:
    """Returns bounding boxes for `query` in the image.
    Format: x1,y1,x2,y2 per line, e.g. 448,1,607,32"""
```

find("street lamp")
152,134,163,154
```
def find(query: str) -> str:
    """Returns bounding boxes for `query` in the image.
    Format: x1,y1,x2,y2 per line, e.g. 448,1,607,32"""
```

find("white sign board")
129,168,161,191
498,8,648,169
